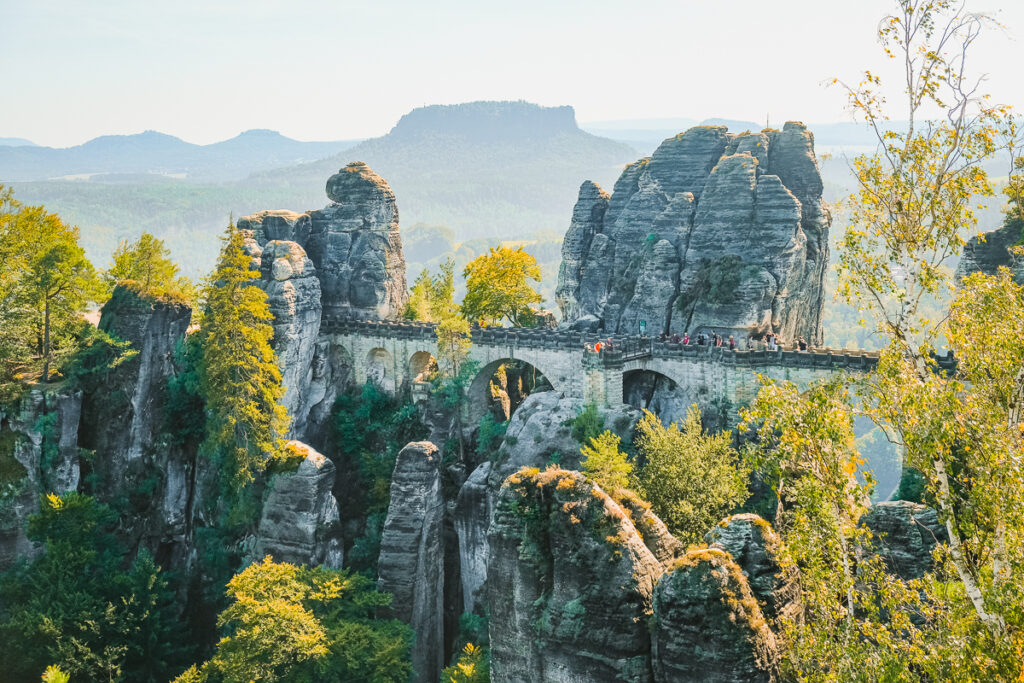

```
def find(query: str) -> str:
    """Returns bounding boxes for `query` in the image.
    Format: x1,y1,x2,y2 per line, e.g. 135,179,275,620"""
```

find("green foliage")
176,556,413,683
580,431,633,493
461,246,542,327
197,220,289,496
0,186,103,389
0,492,190,682
441,643,490,683
59,323,138,391
635,407,748,544
403,258,457,323
40,665,70,683
103,232,195,304
164,335,206,449
894,466,926,503
475,413,508,457
568,403,604,445
333,383,428,573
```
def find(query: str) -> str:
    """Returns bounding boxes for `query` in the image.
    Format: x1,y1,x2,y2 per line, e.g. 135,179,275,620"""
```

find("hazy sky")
3,0,1023,147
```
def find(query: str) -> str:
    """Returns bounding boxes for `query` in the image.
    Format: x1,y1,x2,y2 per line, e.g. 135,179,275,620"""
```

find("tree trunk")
42,297,50,383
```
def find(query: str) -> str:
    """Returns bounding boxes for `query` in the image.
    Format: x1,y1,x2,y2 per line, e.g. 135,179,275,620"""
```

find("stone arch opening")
409,350,438,383
365,347,395,393
467,358,553,423
623,369,696,427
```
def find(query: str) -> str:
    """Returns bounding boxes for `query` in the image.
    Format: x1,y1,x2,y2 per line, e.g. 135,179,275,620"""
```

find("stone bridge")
316,316,934,426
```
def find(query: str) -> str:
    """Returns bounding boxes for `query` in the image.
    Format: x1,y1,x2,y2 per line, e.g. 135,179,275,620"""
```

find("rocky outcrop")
255,240,322,437
240,161,408,321
377,441,446,683
454,461,492,614
0,388,81,569
78,285,194,567
651,549,779,683
860,500,948,579
488,468,664,682
253,441,342,568
557,123,830,345
707,514,802,627
617,491,685,567
956,222,1024,284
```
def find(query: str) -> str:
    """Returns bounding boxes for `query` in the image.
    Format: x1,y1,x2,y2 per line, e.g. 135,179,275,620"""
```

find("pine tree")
198,221,289,494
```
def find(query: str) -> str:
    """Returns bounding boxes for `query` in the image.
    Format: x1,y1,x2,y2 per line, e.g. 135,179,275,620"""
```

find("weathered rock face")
377,441,446,683
0,388,81,569
860,500,948,579
454,461,493,614
956,222,1024,284
488,468,664,682
651,549,779,683
256,240,322,437
253,441,343,568
240,161,409,321
78,285,194,566
557,123,830,345
617,491,685,567
706,513,802,627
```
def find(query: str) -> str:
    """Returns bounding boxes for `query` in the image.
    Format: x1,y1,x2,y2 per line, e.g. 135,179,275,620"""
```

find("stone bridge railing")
316,315,947,375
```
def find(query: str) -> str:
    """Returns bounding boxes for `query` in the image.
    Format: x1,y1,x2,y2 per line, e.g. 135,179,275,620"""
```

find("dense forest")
2,1,1024,681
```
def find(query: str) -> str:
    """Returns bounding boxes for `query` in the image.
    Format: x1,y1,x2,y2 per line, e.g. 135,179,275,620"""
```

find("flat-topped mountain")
250,101,638,239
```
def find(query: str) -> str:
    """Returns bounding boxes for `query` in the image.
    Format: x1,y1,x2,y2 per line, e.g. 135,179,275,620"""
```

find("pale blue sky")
2,0,1022,147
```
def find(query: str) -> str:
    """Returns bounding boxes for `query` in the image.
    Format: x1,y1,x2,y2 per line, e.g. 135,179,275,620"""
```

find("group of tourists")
655,330,813,352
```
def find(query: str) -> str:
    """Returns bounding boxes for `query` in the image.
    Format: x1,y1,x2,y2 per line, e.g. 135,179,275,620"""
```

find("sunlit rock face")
651,549,779,683
487,468,664,683
256,240,322,437
556,122,830,345
238,160,409,321
377,441,447,683
253,441,343,568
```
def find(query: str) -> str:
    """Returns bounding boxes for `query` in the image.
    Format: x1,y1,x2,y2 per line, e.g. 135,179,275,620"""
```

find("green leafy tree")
634,407,748,544
461,246,541,326
0,190,101,385
835,0,1022,641
441,643,490,683
104,232,195,303
0,492,188,682
404,259,457,323
580,430,633,493
175,556,413,683
198,221,289,495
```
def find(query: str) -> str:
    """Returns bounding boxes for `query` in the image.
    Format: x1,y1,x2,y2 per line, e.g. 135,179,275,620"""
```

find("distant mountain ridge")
0,137,37,147
0,129,359,182
249,100,638,239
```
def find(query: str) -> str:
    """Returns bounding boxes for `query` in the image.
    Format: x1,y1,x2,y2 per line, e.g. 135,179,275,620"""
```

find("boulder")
860,500,948,579
706,513,802,626
377,441,446,683
257,240,322,438
253,441,342,568
652,549,778,683
557,122,830,345
488,468,664,682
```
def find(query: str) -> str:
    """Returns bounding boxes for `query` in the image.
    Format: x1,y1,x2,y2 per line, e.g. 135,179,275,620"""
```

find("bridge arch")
365,347,396,393
409,350,437,382
466,358,554,423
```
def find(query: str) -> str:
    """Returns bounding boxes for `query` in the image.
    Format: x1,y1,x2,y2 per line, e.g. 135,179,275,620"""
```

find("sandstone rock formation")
651,549,779,683
454,461,492,614
860,500,948,579
0,388,81,569
77,285,195,568
488,468,664,682
256,240,322,437
556,123,830,345
956,222,1024,284
239,161,409,321
707,513,802,626
377,441,446,683
253,441,342,568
